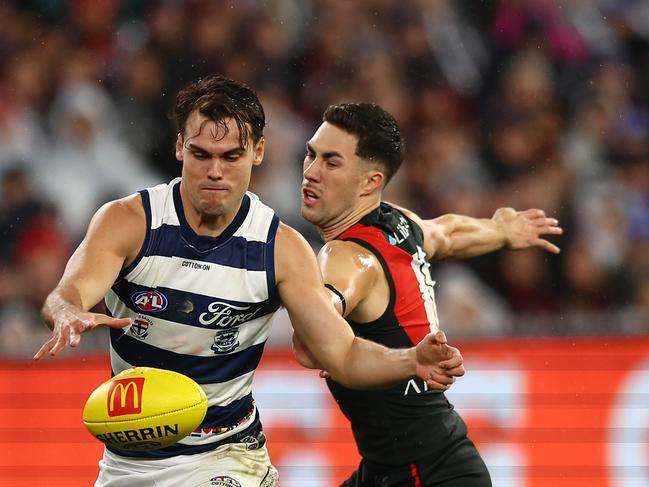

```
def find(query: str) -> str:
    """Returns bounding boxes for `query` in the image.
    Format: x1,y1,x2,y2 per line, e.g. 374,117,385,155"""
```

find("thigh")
190,443,279,487
356,439,492,487
95,450,156,487
96,443,279,487
415,437,492,487
343,460,411,487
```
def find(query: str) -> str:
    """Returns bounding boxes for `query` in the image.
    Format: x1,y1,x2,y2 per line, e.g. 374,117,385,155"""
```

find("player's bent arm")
391,204,562,260
315,239,464,383
291,240,379,369
35,195,145,358
275,223,420,389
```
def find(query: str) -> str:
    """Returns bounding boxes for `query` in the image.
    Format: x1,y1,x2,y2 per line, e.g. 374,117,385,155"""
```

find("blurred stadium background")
0,0,648,486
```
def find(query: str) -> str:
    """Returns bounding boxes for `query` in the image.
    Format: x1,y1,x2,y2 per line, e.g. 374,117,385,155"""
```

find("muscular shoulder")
318,239,380,275
317,239,382,303
275,223,312,256
385,202,448,260
86,193,146,260
274,223,320,282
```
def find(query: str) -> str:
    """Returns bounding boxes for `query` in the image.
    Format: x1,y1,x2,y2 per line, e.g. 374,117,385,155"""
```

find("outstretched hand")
33,311,132,360
414,330,465,390
493,207,563,254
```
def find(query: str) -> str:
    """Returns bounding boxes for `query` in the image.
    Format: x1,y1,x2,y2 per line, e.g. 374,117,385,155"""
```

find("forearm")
40,286,84,330
433,214,507,260
330,337,416,389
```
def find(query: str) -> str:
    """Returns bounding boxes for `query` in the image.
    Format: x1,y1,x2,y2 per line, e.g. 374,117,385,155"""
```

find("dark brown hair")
172,74,265,148
323,103,404,185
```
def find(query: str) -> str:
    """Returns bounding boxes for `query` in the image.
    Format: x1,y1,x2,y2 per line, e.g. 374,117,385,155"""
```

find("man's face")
301,122,367,228
176,112,263,219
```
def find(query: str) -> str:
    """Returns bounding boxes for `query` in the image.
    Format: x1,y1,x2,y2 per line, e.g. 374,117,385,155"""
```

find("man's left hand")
415,330,465,390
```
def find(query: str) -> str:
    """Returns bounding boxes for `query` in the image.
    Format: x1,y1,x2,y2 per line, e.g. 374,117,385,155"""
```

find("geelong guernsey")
104,178,280,458
326,203,466,465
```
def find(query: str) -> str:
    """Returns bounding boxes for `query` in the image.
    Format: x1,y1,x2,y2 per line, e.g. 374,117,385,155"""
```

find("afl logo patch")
131,290,168,313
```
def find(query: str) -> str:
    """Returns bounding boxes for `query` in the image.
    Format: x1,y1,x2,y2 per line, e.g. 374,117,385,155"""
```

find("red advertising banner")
0,337,647,486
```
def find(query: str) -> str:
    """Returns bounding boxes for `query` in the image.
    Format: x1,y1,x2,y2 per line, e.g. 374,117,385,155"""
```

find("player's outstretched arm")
391,204,562,260
34,195,145,359
276,223,460,389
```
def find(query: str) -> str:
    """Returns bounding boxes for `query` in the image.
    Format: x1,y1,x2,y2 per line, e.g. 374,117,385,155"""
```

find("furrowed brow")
187,143,210,155
222,147,245,157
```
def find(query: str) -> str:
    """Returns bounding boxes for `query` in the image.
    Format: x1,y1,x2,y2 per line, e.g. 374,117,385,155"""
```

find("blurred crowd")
0,0,648,356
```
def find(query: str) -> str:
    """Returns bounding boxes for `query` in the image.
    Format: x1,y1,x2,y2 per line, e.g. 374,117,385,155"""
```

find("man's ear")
253,137,265,166
361,170,385,196
175,133,183,161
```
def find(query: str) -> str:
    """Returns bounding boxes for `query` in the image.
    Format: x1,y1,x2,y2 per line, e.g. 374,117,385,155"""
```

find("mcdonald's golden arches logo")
107,377,145,417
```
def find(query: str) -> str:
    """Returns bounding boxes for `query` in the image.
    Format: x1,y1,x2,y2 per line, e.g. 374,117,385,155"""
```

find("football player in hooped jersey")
295,103,563,486
33,75,465,487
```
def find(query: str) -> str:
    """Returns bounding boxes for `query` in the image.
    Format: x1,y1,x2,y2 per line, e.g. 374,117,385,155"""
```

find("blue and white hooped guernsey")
104,178,281,458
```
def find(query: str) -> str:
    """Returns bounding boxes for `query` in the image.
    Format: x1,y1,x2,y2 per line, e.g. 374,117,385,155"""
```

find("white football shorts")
95,442,279,487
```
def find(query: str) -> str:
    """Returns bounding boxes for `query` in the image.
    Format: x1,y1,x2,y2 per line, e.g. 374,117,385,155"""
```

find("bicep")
57,199,144,310
420,218,453,260
275,226,355,371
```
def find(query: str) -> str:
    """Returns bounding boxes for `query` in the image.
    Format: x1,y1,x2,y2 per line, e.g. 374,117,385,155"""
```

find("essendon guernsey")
326,203,468,464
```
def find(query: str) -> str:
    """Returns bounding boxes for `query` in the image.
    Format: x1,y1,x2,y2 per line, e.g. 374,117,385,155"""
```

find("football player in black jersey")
295,103,562,486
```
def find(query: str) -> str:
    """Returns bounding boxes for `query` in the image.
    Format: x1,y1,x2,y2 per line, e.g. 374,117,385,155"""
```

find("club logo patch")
132,290,168,313
210,327,240,354
129,316,153,339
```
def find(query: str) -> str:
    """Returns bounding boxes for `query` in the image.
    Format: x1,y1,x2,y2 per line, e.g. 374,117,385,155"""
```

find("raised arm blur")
34,194,146,359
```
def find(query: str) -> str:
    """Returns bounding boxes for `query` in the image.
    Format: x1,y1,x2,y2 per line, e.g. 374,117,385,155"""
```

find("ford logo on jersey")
199,301,262,327
131,290,168,313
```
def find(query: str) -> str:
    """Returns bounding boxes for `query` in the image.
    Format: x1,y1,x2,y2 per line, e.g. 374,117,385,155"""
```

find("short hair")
323,103,404,185
172,74,266,149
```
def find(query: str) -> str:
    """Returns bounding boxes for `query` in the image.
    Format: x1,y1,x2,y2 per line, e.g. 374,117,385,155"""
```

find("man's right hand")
33,310,132,360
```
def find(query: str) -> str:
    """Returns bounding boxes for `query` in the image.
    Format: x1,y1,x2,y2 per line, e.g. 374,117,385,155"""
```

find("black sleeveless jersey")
326,203,467,465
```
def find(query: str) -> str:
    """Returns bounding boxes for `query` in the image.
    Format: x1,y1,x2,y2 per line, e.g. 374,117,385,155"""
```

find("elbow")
322,359,373,390
293,349,319,369
291,335,324,370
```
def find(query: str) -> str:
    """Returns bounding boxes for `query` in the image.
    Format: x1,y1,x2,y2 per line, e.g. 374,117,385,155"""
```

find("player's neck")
180,185,240,237
320,199,380,242
191,211,237,237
